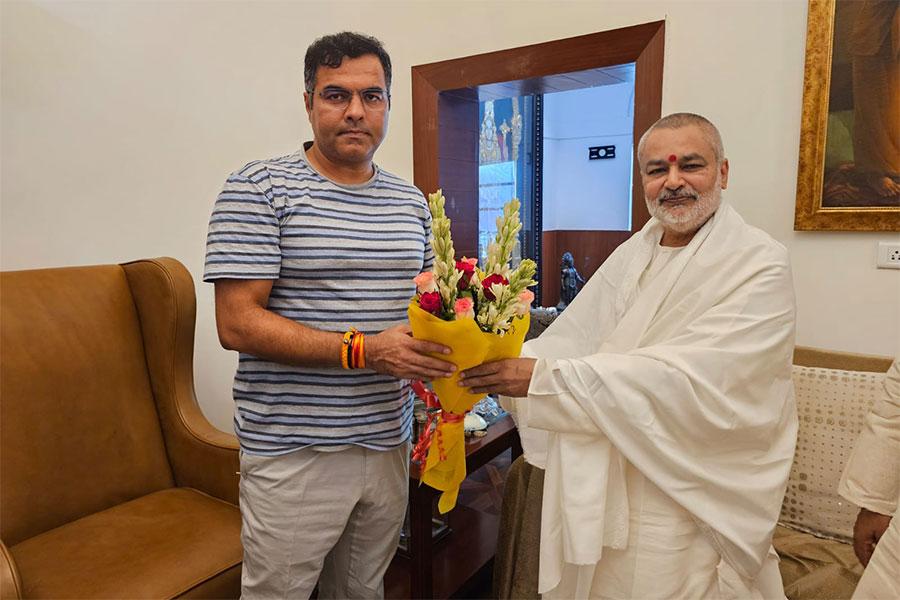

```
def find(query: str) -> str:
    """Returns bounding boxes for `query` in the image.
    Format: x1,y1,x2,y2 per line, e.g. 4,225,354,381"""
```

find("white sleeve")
839,359,900,515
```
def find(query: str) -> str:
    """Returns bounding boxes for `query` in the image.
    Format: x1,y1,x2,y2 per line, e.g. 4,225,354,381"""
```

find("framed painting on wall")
795,0,899,231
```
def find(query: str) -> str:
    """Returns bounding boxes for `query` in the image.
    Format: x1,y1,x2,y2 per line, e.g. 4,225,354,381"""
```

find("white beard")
645,180,722,234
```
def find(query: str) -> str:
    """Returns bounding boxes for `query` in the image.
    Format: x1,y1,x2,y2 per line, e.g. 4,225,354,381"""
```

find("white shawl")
504,203,797,594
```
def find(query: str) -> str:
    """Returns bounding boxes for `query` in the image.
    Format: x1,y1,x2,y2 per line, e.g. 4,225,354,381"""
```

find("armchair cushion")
9,488,241,599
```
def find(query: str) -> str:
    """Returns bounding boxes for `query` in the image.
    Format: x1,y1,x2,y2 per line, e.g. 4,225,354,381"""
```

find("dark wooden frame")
411,22,666,259
794,0,900,231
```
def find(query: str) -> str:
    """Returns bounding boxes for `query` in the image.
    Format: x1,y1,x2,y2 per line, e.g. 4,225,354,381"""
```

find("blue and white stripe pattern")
204,146,433,455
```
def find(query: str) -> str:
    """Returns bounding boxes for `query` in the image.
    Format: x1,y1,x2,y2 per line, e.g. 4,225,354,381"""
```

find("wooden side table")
389,414,522,599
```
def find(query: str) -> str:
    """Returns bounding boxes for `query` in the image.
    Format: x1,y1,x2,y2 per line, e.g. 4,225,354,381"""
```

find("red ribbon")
410,380,466,464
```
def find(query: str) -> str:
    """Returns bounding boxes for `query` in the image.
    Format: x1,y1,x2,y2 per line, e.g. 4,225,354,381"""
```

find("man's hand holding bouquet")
409,190,536,513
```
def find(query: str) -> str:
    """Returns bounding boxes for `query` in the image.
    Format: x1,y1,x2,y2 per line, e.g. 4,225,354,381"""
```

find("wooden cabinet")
386,415,522,599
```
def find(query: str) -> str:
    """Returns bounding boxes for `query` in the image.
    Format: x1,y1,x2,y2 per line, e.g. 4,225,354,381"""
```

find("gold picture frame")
794,0,900,231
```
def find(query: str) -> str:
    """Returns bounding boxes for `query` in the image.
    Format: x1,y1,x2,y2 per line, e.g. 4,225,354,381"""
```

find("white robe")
839,358,900,600
503,203,797,598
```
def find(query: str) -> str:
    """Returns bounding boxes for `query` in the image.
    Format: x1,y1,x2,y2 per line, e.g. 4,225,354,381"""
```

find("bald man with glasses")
204,31,454,599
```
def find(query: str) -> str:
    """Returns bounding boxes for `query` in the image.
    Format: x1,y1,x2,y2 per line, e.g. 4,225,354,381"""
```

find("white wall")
543,83,634,231
3,1,898,432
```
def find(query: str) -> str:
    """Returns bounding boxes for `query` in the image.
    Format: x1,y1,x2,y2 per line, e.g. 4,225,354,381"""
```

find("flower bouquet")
409,190,536,513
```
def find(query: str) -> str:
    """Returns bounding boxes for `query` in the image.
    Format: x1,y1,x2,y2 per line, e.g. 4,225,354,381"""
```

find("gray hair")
636,112,725,165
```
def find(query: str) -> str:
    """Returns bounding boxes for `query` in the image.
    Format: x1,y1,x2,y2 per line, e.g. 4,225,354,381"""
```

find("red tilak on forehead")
668,154,677,163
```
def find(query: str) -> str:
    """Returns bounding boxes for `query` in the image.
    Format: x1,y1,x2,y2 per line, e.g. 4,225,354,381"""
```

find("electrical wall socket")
876,241,900,269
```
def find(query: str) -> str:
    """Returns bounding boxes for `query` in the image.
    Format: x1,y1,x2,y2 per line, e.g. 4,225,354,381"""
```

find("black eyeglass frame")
310,85,391,110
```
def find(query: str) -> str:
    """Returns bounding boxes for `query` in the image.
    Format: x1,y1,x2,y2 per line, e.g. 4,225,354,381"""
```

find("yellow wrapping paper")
408,302,530,513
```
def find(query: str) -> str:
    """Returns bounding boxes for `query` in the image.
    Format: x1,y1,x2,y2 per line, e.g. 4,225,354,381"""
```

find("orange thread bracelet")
352,332,366,369
341,328,357,369
351,333,361,369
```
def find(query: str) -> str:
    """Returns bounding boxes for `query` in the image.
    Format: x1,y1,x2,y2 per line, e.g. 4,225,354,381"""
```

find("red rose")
455,259,476,291
419,291,442,315
481,273,509,301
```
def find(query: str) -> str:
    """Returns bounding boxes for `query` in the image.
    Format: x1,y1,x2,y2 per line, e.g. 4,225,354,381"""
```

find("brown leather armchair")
1,258,241,599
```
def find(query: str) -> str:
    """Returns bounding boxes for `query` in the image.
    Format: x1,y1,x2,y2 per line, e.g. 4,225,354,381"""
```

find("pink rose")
455,258,477,291
419,291,442,316
516,289,535,316
481,273,509,301
414,271,437,294
454,297,475,319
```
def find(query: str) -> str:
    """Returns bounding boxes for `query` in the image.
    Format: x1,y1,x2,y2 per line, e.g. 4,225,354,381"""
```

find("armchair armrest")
122,258,239,505
1,540,22,600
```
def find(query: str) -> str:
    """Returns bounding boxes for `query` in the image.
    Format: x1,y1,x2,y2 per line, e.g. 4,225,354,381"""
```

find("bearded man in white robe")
460,113,797,599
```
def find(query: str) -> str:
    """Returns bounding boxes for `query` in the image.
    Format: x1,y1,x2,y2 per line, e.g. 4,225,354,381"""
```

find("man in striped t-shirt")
204,32,455,599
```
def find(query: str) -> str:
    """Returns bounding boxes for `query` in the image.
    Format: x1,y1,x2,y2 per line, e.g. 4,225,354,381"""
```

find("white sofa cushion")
780,365,886,542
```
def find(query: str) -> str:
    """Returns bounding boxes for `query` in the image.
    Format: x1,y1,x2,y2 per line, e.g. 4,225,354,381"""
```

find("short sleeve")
203,171,281,281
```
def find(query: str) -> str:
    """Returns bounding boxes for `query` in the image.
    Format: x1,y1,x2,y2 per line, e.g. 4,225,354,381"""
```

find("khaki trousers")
239,444,409,599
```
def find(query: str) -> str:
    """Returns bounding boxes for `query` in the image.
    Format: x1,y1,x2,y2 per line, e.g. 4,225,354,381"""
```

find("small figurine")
557,251,585,311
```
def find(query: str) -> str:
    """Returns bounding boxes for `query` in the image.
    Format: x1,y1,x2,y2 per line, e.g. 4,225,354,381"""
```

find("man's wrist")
339,328,369,369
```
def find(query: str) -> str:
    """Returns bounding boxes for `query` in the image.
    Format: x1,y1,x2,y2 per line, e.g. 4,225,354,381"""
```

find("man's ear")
303,91,312,115
719,158,729,190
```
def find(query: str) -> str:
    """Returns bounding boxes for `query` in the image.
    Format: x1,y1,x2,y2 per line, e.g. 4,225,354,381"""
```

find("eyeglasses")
315,86,390,111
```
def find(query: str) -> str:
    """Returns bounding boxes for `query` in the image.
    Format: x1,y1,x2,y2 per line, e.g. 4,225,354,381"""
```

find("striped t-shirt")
203,144,433,455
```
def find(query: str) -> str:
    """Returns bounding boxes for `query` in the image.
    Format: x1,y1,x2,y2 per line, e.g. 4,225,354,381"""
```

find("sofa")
493,346,894,599
0,258,242,599
774,347,893,599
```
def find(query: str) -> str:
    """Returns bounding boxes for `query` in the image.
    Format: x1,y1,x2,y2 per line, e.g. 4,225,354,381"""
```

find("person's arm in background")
851,509,892,567
839,359,900,566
